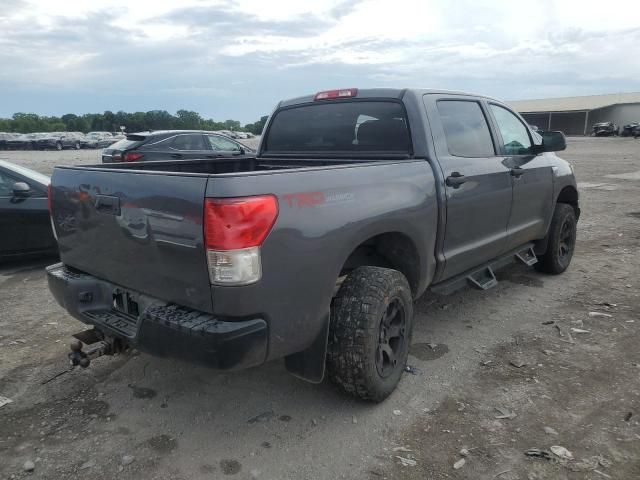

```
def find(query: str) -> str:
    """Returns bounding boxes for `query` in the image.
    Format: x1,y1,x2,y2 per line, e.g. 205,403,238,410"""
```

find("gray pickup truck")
47,88,579,401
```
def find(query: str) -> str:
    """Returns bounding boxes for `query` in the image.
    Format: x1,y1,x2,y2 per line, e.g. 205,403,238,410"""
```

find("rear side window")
207,135,241,151
171,134,206,151
0,170,18,197
264,101,411,154
437,100,495,157
109,138,145,151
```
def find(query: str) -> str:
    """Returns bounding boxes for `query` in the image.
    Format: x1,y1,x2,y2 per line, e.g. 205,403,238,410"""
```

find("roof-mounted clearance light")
314,88,358,101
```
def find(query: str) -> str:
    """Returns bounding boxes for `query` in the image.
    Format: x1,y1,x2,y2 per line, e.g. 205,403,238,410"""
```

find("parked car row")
0,130,255,151
0,131,125,150
592,121,640,137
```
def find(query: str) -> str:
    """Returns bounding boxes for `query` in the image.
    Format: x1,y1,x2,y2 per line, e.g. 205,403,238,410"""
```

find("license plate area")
112,289,139,318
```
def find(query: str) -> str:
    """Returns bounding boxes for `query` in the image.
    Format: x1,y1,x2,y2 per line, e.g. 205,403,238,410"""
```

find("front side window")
0,171,19,197
207,135,241,152
171,134,206,151
436,100,495,158
489,104,532,155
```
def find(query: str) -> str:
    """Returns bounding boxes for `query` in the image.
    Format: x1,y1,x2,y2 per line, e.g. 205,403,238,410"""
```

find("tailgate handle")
94,195,121,216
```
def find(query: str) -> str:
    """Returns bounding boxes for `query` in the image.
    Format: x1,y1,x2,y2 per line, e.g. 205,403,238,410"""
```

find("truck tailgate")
50,167,212,313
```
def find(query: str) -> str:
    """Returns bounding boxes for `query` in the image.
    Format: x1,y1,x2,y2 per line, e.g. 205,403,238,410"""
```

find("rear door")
424,94,513,280
487,103,554,249
205,134,245,157
50,167,213,312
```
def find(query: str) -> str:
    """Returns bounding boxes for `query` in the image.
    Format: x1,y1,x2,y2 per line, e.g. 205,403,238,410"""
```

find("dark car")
101,130,255,163
5,133,46,150
0,160,57,260
49,88,577,401
620,122,640,137
34,132,86,150
592,122,619,136
0,133,18,150
83,132,115,149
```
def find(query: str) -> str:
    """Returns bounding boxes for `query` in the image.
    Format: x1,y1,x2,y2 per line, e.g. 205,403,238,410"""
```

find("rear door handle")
446,172,466,188
510,167,525,177
170,153,182,159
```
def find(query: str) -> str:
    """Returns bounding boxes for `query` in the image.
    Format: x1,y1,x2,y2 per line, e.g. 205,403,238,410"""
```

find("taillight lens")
204,195,278,285
123,152,144,162
204,196,278,250
47,184,52,214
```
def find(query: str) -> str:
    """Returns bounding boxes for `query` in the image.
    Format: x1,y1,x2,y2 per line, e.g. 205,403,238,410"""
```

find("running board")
515,246,538,266
467,267,498,290
430,243,536,295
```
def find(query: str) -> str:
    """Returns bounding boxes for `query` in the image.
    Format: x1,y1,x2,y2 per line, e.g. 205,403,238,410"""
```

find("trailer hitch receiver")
68,329,121,368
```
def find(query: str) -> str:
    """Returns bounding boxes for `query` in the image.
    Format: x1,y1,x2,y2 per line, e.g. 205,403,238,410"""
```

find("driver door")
487,103,554,250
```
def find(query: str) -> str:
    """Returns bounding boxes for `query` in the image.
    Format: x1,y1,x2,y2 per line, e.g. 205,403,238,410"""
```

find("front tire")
327,266,413,402
535,203,577,274
56,142,62,151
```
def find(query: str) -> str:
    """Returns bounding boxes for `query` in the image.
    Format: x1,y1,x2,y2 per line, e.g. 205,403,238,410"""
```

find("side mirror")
540,131,566,152
12,181,31,198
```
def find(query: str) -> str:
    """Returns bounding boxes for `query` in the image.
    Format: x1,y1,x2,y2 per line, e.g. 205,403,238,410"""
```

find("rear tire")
535,203,577,274
327,266,413,402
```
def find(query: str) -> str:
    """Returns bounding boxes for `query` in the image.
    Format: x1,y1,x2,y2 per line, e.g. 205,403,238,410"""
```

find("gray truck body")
47,88,578,380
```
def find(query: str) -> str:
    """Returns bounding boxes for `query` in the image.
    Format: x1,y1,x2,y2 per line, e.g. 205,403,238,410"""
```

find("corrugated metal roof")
508,92,640,113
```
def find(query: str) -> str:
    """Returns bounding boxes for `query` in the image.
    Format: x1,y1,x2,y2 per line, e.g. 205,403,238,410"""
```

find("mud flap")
284,313,330,384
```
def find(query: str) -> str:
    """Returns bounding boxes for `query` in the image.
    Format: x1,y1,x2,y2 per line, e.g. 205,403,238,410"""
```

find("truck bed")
74,156,409,176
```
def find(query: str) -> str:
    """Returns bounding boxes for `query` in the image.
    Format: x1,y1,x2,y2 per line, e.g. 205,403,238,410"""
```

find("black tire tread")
535,203,576,274
327,266,412,402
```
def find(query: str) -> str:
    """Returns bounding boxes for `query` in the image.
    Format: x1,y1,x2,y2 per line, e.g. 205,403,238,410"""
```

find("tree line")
0,110,269,135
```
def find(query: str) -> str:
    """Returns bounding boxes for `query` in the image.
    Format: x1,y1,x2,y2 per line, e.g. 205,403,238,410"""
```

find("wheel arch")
556,185,580,218
338,231,422,298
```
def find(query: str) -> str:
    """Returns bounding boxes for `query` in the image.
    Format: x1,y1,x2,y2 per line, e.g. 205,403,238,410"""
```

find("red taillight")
123,152,144,162
314,88,357,101
204,195,278,250
47,184,52,213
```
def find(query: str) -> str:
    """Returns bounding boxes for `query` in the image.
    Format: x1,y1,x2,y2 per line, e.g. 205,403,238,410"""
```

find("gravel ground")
0,136,639,479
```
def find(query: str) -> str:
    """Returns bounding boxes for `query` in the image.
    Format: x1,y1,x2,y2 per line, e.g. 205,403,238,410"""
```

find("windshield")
264,101,411,155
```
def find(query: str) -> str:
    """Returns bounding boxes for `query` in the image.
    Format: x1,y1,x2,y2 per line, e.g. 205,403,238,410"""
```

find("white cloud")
0,0,639,120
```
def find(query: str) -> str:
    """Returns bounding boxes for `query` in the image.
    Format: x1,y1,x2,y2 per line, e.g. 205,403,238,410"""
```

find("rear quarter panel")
206,160,438,360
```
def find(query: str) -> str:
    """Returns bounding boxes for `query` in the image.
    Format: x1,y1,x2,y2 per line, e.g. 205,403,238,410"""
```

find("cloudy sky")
1,0,639,123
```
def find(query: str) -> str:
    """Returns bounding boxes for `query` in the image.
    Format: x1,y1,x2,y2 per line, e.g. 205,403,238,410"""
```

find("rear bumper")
46,263,268,370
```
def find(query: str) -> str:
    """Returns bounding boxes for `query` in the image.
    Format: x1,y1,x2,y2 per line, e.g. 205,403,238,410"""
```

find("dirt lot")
1,137,639,479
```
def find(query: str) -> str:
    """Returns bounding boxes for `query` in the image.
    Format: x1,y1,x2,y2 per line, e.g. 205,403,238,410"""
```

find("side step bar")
430,243,537,296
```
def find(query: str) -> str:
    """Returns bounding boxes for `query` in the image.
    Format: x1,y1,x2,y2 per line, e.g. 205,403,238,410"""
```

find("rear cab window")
436,100,495,158
263,101,411,156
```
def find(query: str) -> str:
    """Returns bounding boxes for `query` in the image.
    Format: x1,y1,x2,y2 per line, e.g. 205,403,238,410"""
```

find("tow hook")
68,329,121,368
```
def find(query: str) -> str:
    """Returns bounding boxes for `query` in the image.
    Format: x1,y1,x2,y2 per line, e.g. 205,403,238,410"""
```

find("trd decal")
283,192,326,208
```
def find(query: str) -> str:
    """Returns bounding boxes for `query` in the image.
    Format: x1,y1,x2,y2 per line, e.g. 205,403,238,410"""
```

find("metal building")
508,92,640,135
